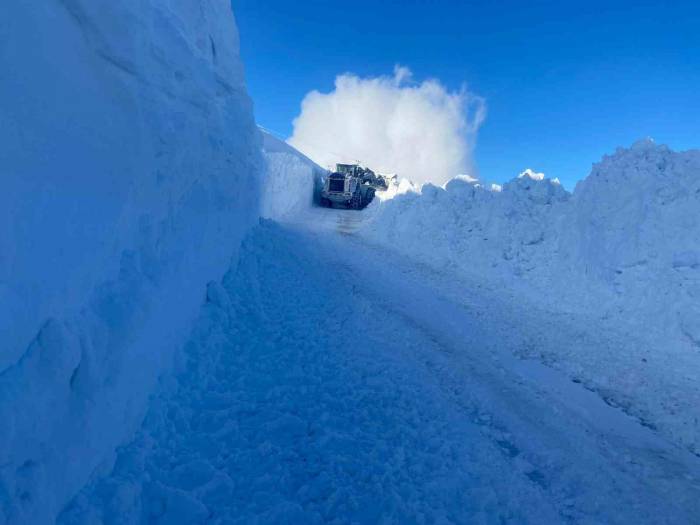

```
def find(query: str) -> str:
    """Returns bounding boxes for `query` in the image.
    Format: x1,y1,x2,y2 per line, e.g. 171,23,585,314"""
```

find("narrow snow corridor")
60,218,700,524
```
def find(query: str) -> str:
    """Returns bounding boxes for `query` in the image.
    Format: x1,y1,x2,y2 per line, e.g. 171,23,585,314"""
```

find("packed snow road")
61,209,700,524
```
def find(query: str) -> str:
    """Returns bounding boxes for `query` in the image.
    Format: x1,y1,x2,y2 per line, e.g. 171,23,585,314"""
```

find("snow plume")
289,66,485,186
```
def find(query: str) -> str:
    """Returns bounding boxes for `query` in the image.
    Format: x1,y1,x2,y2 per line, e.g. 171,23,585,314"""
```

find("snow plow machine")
320,163,388,210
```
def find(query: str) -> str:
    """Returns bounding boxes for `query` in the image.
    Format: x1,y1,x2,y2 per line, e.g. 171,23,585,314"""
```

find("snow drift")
365,139,700,452
0,1,260,522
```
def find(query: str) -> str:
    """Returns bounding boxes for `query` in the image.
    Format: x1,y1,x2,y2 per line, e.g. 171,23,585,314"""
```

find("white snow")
59,217,700,524
288,66,485,186
519,168,546,181
260,129,325,220
363,138,700,454
0,2,260,523
2,1,700,522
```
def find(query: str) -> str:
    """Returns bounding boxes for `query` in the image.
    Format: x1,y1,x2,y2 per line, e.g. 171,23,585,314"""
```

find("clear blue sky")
231,0,699,188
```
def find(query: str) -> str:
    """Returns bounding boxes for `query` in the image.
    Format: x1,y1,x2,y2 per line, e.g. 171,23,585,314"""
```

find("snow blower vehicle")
320,163,388,209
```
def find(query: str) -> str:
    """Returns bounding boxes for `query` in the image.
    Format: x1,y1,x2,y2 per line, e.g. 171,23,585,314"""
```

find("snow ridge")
366,140,700,452
260,129,326,220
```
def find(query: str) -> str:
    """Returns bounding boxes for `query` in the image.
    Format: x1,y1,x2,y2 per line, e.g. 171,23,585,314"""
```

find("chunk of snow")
518,168,546,181
453,174,480,185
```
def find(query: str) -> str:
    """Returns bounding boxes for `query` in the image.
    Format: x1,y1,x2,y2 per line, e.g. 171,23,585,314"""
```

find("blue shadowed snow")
3,2,700,523
59,219,700,524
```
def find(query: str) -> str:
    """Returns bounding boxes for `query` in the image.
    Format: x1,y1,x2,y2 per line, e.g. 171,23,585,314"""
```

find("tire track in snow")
61,221,563,524
60,219,700,524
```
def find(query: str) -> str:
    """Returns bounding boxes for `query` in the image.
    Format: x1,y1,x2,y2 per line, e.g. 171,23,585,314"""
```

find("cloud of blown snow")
288,66,485,186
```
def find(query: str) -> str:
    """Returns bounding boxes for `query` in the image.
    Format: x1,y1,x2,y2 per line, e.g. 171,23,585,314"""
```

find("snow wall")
368,140,700,340
365,139,700,450
0,2,261,522
260,129,326,220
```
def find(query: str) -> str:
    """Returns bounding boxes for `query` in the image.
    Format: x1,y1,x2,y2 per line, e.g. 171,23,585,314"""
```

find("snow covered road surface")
60,210,700,524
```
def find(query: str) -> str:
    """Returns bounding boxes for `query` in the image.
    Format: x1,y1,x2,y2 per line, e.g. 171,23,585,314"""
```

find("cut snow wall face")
260,129,326,219
0,1,261,522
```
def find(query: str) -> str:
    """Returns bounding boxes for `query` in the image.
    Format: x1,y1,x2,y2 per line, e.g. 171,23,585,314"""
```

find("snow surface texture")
260,129,325,220
0,2,260,523
60,219,700,524
365,139,700,454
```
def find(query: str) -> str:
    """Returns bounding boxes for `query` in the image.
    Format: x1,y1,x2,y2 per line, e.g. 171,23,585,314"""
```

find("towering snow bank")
0,1,260,522
563,139,700,350
365,140,700,451
260,129,326,219
368,170,569,286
